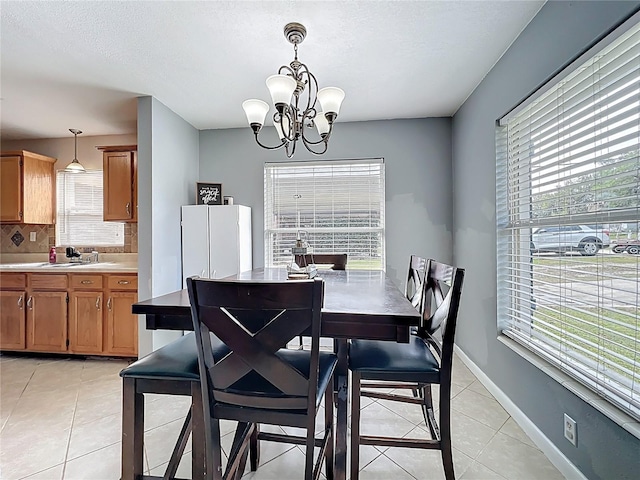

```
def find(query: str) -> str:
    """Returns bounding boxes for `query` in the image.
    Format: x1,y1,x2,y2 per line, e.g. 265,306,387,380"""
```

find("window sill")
497,335,640,440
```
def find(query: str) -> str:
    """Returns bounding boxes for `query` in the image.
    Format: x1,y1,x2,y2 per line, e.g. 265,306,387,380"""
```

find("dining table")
132,267,420,480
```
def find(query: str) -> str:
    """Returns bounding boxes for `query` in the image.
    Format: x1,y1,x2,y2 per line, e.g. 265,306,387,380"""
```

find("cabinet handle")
126,202,130,216
107,298,112,310
96,297,101,310
118,280,130,285
27,296,33,309
81,280,93,284
18,295,23,309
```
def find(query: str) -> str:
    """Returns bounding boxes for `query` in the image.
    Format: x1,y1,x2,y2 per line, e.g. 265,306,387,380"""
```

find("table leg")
334,339,349,480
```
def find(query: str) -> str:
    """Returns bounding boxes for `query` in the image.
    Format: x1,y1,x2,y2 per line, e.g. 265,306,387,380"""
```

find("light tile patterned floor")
0,353,565,479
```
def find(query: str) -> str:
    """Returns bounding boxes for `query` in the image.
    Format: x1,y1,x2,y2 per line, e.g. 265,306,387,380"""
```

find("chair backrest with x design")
187,277,325,412
418,260,465,377
405,255,428,312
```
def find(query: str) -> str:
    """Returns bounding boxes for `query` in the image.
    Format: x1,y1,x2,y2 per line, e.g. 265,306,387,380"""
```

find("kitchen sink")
40,262,115,268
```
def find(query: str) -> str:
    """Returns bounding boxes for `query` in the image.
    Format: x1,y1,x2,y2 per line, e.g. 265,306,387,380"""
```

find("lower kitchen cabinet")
0,290,26,350
105,291,137,356
0,271,137,357
69,291,104,354
69,274,103,354
26,290,68,352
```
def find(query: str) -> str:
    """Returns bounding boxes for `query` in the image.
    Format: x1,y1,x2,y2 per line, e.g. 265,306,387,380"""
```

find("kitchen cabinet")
104,274,138,356
68,274,103,354
0,151,56,224
0,271,137,357
97,145,137,222
26,274,68,352
0,274,27,350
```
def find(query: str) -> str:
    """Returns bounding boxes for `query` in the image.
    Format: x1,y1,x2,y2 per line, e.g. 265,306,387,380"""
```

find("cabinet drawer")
29,274,68,290
0,273,27,289
107,275,137,290
70,274,103,289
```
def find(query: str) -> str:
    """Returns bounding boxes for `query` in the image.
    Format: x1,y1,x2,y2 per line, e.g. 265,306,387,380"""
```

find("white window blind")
56,170,124,247
497,19,640,420
264,159,385,269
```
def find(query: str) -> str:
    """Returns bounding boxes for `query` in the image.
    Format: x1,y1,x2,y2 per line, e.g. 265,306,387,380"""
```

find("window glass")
264,159,385,269
497,20,640,420
56,170,124,247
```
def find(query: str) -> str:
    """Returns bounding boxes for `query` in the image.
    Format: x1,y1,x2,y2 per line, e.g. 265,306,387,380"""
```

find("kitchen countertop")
0,253,138,273
0,262,138,273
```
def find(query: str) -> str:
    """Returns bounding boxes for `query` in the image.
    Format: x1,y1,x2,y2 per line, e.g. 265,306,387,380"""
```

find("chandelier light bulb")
266,75,297,111
317,87,345,118
275,114,292,141
242,99,270,128
314,112,330,137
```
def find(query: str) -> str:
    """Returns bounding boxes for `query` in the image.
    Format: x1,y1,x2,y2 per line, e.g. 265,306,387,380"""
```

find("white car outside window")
532,225,610,256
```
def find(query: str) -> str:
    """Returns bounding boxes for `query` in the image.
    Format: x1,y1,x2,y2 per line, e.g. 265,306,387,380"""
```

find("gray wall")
137,96,199,355
452,2,640,479
199,118,452,288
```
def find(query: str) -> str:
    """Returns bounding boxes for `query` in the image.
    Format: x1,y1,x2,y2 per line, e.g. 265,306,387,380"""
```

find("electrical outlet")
564,413,577,446
29,232,37,242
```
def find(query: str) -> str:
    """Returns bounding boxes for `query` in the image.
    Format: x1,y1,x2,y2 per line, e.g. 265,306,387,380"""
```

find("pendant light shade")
64,129,85,173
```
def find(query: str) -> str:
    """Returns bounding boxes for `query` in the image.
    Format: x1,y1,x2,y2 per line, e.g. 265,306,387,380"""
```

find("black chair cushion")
120,333,228,381
349,336,440,383
219,350,338,408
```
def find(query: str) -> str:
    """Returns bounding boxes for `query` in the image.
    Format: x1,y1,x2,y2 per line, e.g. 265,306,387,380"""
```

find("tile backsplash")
0,223,137,254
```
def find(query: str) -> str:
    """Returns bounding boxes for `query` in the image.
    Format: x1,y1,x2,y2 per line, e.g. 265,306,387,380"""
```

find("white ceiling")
1,0,545,141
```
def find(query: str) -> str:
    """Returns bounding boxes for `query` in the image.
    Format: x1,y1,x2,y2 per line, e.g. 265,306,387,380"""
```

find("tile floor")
0,352,565,480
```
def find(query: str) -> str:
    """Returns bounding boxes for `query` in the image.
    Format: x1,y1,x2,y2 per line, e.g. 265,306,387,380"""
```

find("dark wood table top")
133,268,420,342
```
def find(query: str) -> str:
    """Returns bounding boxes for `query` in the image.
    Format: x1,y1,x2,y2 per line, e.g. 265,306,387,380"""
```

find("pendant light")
64,129,85,173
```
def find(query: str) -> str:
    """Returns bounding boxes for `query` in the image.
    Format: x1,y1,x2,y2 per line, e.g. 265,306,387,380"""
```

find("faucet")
89,251,99,263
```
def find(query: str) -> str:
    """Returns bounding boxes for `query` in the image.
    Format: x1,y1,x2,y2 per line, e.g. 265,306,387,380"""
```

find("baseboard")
454,345,587,480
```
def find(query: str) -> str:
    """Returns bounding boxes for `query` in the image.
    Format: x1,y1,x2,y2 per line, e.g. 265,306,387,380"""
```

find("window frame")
56,169,125,248
263,158,386,270
496,14,640,421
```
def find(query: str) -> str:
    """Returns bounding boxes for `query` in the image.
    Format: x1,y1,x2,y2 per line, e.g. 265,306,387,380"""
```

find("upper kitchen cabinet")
97,145,137,222
0,151,56,224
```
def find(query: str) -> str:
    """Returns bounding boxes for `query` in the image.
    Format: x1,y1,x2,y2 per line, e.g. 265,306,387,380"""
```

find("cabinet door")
69,291,103,354
0,291,26,350
105,291,138,356
26,291,67,352
103,152,134,221
0,156,22,222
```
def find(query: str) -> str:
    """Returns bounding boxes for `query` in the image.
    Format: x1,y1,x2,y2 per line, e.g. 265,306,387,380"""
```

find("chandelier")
242,22,345,158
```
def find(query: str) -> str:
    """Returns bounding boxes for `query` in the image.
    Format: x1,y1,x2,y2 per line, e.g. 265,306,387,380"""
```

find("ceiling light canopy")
242,22,345,158
64,128,85,173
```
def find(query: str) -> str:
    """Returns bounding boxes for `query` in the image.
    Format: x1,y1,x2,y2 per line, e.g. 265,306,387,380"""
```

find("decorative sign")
197,183,222,205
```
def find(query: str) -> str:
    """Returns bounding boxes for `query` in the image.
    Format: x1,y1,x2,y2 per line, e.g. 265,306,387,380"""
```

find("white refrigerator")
181,205,252,287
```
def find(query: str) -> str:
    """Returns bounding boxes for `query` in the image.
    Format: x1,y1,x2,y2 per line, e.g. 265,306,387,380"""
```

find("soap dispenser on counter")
49,246,57,264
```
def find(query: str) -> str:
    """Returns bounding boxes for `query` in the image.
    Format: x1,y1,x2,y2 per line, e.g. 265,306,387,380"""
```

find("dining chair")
362,254,427,394
119,333,203,480
295,253,348,270
405,254,428,311
348,259,465,480
186,276,337,480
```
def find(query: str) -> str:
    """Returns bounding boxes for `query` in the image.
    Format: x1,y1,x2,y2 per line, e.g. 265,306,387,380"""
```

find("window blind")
56,170,124,247
264,159,385,269
497,19,640,420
